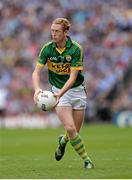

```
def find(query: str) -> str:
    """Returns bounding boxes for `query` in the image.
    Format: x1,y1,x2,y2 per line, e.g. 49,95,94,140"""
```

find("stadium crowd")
0,0,132,122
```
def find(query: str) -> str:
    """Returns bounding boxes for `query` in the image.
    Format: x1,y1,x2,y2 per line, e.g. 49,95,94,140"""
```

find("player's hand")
34,89,42,104
53,93,61,107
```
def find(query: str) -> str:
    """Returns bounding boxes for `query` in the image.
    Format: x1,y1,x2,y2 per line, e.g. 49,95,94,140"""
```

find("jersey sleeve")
71,47,83,70
37,45,49,68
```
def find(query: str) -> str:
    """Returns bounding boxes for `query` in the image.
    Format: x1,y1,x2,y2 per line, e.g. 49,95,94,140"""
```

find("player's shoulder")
71,40,83,50
39,41,53,55
67,36,82,50
72,39,82,48
41,41,53,50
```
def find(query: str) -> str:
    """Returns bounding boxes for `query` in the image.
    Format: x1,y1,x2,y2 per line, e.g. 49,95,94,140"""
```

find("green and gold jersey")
37,36,84,89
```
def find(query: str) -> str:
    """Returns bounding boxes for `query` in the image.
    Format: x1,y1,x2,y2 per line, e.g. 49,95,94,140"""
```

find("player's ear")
64,31,67,37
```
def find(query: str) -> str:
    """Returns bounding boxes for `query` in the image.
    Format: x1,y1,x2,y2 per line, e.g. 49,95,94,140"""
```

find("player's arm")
32,64,44,102
55,69,78,99
32,44,48,102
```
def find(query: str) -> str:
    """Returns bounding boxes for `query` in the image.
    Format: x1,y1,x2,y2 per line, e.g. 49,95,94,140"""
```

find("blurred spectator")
0,0,132,122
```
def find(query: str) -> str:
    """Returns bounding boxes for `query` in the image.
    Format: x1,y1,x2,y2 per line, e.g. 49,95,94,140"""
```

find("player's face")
51,23,66,43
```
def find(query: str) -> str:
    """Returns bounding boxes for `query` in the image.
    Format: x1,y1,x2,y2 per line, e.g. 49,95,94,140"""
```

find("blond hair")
52,18,71,32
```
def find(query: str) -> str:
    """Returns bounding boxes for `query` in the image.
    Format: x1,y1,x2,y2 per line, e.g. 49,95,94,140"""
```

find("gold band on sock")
70,134,89,161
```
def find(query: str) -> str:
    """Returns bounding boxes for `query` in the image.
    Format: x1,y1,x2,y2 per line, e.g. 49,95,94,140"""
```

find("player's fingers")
52,94,59,109
53,93,57,97
34,89,42,96
34,95,38,104
34,89,42,104
52,100,59,110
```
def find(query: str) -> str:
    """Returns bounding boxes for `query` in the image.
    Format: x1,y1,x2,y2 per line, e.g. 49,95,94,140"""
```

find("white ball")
36,91,56,111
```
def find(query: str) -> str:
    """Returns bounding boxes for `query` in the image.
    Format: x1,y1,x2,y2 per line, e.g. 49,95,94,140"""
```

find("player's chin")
52,37,58,43
52,37,56,41
53,39,57,43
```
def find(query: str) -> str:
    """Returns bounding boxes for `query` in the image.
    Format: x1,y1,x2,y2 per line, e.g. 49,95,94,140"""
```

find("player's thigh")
73,109,85,132
55,106,75,127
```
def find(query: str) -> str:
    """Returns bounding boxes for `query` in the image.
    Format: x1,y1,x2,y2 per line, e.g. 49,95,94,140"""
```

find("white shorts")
51,85,87,110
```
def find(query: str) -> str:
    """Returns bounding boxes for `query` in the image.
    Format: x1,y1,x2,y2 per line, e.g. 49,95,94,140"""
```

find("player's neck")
57,37,67,49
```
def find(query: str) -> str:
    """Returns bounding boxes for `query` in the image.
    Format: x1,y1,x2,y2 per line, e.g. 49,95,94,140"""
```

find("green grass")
0,124,132,179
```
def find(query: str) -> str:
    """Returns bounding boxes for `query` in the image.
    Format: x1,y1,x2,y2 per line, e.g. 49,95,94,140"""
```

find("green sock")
70,134,91,162
60,134,69,145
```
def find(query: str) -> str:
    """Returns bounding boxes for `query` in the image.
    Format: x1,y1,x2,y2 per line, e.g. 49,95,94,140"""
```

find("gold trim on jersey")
47,59,70,74
71,66,83,70
37,61,83,73
56,47,66,54
37,63,45,68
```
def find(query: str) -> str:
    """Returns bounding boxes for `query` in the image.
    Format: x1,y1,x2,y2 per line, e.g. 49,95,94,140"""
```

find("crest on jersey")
65,55,71,62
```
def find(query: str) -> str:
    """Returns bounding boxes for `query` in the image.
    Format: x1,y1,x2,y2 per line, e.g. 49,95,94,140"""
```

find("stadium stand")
0,0,132,125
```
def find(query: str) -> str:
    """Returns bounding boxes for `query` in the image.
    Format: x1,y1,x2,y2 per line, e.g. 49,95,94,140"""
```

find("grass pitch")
0,124,132,179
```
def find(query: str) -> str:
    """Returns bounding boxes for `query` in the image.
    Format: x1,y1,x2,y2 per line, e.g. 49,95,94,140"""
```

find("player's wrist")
34,89,42,96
